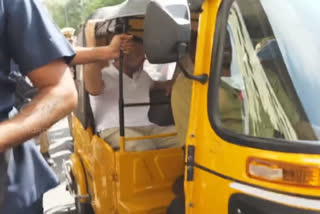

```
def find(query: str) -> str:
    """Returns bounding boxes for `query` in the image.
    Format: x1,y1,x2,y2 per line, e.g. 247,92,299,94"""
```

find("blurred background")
43,0,124,32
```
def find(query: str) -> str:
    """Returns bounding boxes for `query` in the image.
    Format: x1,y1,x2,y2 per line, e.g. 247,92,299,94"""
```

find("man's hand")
71,34,132,65
0,59,77,152
109,34,133,57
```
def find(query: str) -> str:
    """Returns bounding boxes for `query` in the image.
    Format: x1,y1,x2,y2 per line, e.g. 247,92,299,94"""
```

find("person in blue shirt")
0,0,131,213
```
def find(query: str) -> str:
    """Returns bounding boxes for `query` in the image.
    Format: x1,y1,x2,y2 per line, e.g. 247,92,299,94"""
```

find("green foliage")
43,0,124,31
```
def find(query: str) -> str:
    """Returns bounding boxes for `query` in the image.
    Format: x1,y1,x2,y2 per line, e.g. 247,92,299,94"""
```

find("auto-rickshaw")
66,0,320,213
65,1,185,213
143,0,320,213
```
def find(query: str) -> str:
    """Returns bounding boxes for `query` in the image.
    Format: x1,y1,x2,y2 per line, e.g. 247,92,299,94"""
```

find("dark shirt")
0,0,75,212
9,62,39,111
0,0,74,121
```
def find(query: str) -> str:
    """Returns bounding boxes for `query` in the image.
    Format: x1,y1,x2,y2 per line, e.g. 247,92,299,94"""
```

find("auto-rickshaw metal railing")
115,17,177,152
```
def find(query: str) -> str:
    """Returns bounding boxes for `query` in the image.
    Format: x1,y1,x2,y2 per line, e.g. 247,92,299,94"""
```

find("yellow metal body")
70,153,89,203
70,0,320,213
121,133,177,152
184,0,320,213
72,117,184,214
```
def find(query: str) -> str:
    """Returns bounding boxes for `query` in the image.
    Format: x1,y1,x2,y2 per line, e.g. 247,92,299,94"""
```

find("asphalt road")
42,118,76,214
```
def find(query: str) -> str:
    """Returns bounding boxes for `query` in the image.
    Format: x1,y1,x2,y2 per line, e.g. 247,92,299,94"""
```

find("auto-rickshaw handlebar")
177,42,208,84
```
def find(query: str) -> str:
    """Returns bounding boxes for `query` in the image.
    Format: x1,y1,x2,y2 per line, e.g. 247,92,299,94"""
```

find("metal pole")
118,18,128,151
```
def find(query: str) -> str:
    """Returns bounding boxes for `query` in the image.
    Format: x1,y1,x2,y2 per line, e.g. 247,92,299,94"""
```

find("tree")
43,0,123,31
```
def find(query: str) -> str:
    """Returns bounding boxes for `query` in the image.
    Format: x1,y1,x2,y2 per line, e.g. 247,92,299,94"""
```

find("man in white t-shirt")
84,35,178,151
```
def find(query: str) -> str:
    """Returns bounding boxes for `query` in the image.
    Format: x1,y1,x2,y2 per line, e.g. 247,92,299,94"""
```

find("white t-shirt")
90,64,154,132
143,60,176,81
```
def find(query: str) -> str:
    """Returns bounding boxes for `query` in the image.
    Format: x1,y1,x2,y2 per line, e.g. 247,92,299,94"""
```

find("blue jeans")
0,141,59,214
24,197,43,214
1,197,43,214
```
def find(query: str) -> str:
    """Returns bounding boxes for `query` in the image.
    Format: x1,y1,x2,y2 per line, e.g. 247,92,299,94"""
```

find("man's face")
124,39,145,73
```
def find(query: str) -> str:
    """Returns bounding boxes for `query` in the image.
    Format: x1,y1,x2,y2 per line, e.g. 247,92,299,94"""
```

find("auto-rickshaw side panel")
190,167,232,213
73,100,185,214
115,148,184,214
90,136,117,214
193,0,320,196
185,0,320,213
70,153,89,204
73,116,118,213
73,116,94,170
184,0,221,212
72,116,96,200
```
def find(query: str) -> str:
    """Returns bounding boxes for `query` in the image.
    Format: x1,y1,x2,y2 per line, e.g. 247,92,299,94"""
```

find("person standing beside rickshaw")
0,0,131,213
36,27,76,167
22,26,132,167
0,0,77,212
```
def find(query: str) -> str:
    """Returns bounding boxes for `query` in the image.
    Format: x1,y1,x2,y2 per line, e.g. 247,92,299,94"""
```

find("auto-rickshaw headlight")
247,158,320,188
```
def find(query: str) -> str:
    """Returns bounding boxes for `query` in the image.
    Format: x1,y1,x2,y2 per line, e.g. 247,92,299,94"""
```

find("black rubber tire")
167,198,185,214
75,196,94,214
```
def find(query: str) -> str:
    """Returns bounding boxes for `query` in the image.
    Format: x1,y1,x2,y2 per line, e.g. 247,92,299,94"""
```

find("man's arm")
71,46,118,65
0,60,77,152
78,19,132,95
80,21,107,95
74,27,132,95
71,34,132,66
79,18,135,95
83,62,105,96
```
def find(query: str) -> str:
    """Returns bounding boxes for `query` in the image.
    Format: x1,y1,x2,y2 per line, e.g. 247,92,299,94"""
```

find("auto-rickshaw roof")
88,0,151,21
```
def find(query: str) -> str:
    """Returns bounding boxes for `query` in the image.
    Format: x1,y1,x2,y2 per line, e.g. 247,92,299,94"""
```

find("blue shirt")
0,0,75,121
0,0,75,212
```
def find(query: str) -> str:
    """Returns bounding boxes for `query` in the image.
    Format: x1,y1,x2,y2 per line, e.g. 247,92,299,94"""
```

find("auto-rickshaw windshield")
215,0,320,143
261,0,320,136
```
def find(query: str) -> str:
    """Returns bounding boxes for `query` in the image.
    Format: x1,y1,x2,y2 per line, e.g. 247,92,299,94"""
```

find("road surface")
42,118,76,214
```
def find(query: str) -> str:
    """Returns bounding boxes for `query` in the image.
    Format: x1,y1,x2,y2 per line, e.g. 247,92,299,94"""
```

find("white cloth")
143,60,176,81
90,64,154,132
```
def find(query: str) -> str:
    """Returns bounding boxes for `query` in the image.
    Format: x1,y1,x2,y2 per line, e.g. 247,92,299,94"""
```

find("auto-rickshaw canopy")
87,0,150,21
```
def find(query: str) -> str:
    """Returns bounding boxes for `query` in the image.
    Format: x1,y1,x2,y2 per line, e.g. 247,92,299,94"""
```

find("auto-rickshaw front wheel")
63,159,93,214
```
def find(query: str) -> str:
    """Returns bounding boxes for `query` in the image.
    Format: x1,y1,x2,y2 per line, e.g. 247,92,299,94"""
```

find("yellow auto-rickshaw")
65,1,185,214
66,0,320,213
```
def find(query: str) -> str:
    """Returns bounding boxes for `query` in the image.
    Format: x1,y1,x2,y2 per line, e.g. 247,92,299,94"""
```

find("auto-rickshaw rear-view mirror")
144,0,191,64
188,0,205,12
